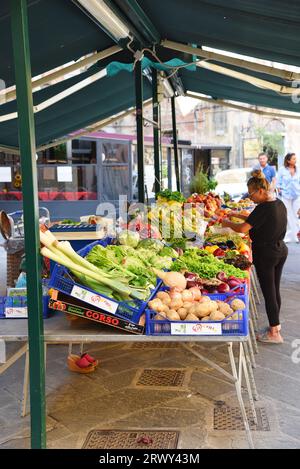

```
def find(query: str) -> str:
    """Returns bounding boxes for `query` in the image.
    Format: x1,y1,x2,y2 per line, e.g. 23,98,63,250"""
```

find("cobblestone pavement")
0,241,299,449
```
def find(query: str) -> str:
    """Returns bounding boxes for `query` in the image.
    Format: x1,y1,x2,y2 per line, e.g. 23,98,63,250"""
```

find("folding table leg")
247,335,257,368
249,317,259,354
243,341,259,401
240,344,257,424
21,348,29,418
228,343,254,449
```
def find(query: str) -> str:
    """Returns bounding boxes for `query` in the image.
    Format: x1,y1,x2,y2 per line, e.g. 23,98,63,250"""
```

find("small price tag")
5,307,28,318
70,285,118,314
170,322,222,335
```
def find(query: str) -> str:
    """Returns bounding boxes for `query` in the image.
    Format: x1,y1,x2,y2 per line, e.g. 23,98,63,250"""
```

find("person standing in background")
253,152,277,190
277,153,300,243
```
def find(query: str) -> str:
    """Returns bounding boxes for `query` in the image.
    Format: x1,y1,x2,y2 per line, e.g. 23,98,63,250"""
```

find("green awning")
0,65,152,148
0,0,114,87
179,65,300,114
2,0,300,151
138,0,300,67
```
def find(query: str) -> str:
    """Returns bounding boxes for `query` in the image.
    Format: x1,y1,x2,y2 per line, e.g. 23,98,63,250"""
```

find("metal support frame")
135,61,145,203
152,69,161,194
182,342,255,449
171,96,180,191
11,0,46,448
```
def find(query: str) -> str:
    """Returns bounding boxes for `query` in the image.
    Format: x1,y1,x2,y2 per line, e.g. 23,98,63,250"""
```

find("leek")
40,233,147,300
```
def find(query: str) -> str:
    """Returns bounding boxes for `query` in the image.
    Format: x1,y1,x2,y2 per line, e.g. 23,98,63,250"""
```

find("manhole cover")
82,430,180,449
214,406,270,431
136,369,186,387
130,343,178,349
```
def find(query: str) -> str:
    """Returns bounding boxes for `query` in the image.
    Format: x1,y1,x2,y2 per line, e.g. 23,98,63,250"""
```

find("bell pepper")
204,245,219,253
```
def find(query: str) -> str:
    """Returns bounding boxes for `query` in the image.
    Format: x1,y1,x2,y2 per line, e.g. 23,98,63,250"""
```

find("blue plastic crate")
49,238,162,324
0,295,51,319
145,291,248,336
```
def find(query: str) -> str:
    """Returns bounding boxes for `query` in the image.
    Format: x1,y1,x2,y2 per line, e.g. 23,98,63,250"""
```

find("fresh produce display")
157,189,186,205
204,233,245,250
224,251,252,270
40,229,173,302
170,249,248,280
45,185,253,336
184,270,246,294
225,198,255,209
147,201,207,238
186,192,222,218
148,288,246,322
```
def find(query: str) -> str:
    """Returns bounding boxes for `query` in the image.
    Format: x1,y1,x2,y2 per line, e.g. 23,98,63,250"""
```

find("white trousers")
281,197,300,243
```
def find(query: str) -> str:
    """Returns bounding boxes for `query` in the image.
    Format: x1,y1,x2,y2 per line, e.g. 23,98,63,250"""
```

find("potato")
161,296,171,306
209,300,218,312
199,296,211,303
154,312,166,320
217,301,233,316
177,307,188,320
181,289,194,302
167,310,181,321
156,291,170,301
209,311,225,321
201,316,211,322
182,301,194,310
185,313,199,321
194,303,213,318
188,304,198,316
231,299,246,311
169,299,183,311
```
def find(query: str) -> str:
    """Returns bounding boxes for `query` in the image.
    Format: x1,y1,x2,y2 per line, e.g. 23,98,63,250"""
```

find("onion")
188,287,202,301
216,271,227,282
181,289,193,302
169,289,183,301
186,280,199,289
156,291,171,301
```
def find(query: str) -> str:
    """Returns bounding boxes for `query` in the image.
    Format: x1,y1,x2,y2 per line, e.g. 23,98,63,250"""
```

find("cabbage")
118,230,140,248
137,238,164,252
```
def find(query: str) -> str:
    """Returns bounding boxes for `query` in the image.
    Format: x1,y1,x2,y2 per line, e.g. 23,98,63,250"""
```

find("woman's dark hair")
247,169,270,192
284,153,296,168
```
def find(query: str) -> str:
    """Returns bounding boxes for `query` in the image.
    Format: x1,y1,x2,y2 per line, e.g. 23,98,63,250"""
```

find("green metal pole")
135,61,145,203
11,0,46,449
152,69,161,194
171,96,180,191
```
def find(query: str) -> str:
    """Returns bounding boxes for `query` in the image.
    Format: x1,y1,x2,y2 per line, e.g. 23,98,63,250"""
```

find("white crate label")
70,286,118,314
5,307,28,318
170,322,222,335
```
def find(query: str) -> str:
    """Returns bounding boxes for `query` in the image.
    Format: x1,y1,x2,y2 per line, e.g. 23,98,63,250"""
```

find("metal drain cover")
136,369,186,387
130,343,178,349
82,430,180,449
214,406,270,431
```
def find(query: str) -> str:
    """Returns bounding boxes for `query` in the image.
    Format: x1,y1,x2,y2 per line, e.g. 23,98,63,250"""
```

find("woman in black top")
222,170,288,344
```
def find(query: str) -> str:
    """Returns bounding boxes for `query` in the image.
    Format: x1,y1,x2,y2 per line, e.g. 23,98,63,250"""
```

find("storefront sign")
0,167,12,182
57,166,73,182
243,138,261,160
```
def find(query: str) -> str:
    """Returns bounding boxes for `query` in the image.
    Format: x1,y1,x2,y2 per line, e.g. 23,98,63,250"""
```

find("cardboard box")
49,290,145,335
